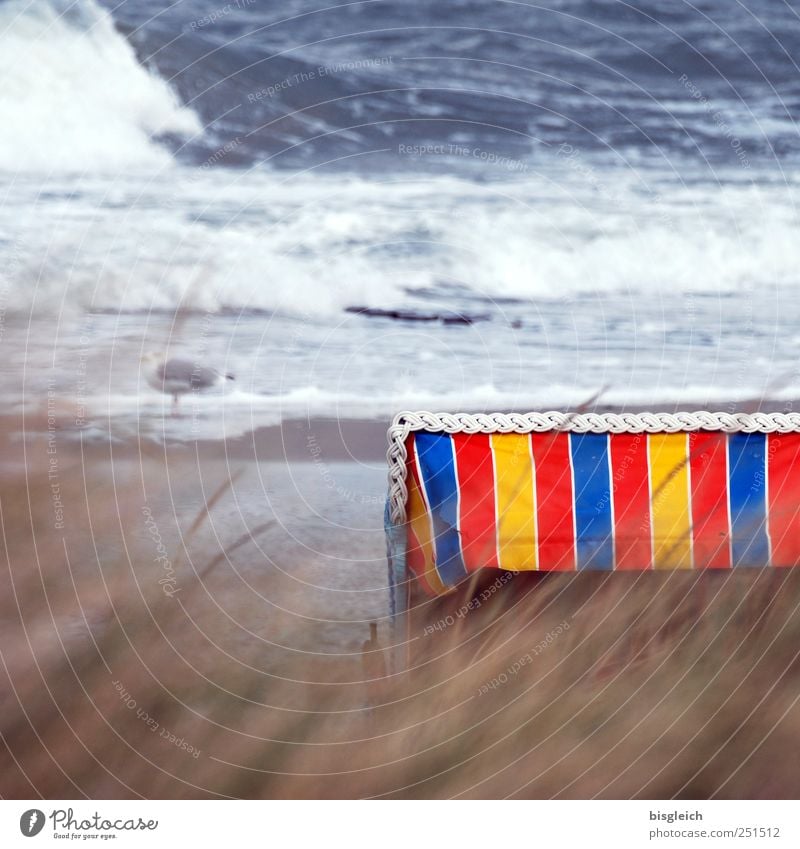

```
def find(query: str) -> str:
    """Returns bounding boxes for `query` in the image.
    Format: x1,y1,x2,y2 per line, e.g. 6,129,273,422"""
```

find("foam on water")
2,169,799,316
11,376,800,446
0,0,200,172
2,0,800,436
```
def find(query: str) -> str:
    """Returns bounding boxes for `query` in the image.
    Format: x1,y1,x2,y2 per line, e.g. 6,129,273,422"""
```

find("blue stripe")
728,433,769,567
414,433,468,586
570,433,614,570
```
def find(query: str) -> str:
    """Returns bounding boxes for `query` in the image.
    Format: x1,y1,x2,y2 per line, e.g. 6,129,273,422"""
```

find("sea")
1,0,799,442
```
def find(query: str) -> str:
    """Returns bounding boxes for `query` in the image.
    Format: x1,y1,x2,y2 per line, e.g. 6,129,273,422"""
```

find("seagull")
141,352,235,410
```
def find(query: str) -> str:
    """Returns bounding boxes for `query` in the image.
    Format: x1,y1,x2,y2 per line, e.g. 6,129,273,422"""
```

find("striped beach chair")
385,411,800,624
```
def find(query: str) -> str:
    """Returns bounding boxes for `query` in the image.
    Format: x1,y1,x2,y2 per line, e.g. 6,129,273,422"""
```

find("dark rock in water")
345,306,489,325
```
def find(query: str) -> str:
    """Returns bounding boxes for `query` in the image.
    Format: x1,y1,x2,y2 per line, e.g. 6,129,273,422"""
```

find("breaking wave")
0,0,200,172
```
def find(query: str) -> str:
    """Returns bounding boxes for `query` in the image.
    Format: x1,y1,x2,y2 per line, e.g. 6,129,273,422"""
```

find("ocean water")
1,0,799,440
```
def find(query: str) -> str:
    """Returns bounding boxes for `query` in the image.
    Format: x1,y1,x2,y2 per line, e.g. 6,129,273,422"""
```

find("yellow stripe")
407,470,447,595
491,433,537,570
648,433,693,569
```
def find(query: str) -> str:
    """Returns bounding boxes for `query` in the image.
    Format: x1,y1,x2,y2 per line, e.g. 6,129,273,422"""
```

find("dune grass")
1,417,800,799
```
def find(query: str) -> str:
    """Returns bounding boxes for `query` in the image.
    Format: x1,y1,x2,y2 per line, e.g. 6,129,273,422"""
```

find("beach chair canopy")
385,411,800,600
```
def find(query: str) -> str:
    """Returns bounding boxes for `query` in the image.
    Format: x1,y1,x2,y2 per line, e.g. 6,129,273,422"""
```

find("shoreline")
13,398,799,463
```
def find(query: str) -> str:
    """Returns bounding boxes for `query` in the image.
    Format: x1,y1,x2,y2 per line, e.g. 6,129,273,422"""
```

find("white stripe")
646,434,655,569
567,434,578,569
528,434,539,570
605,433,616,570
449,435,466,575
725,435,734,567
489,435,503,570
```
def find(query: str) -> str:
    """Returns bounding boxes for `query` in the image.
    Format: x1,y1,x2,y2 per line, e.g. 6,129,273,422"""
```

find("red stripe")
453,433,498,570
610,433,652,569
406,434,421,493
689,432,731,568
531,432,575,570
768,432,800,567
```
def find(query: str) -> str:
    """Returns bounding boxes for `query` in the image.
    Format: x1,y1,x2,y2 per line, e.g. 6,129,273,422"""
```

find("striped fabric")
405,430,800,593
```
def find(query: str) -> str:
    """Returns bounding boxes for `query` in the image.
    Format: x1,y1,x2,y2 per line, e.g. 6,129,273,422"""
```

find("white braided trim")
386,410,800,524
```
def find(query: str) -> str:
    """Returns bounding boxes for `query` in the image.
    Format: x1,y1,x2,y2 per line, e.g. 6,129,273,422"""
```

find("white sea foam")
0,0,200,173
13,378,799,444
1,169,799,316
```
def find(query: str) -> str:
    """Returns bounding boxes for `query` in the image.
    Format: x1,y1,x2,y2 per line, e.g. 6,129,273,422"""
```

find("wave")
2,170,799,316
0,0,201,172
3,0,798,174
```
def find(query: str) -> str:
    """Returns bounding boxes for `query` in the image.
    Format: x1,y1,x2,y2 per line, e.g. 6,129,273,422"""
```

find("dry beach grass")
1,414,800,799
